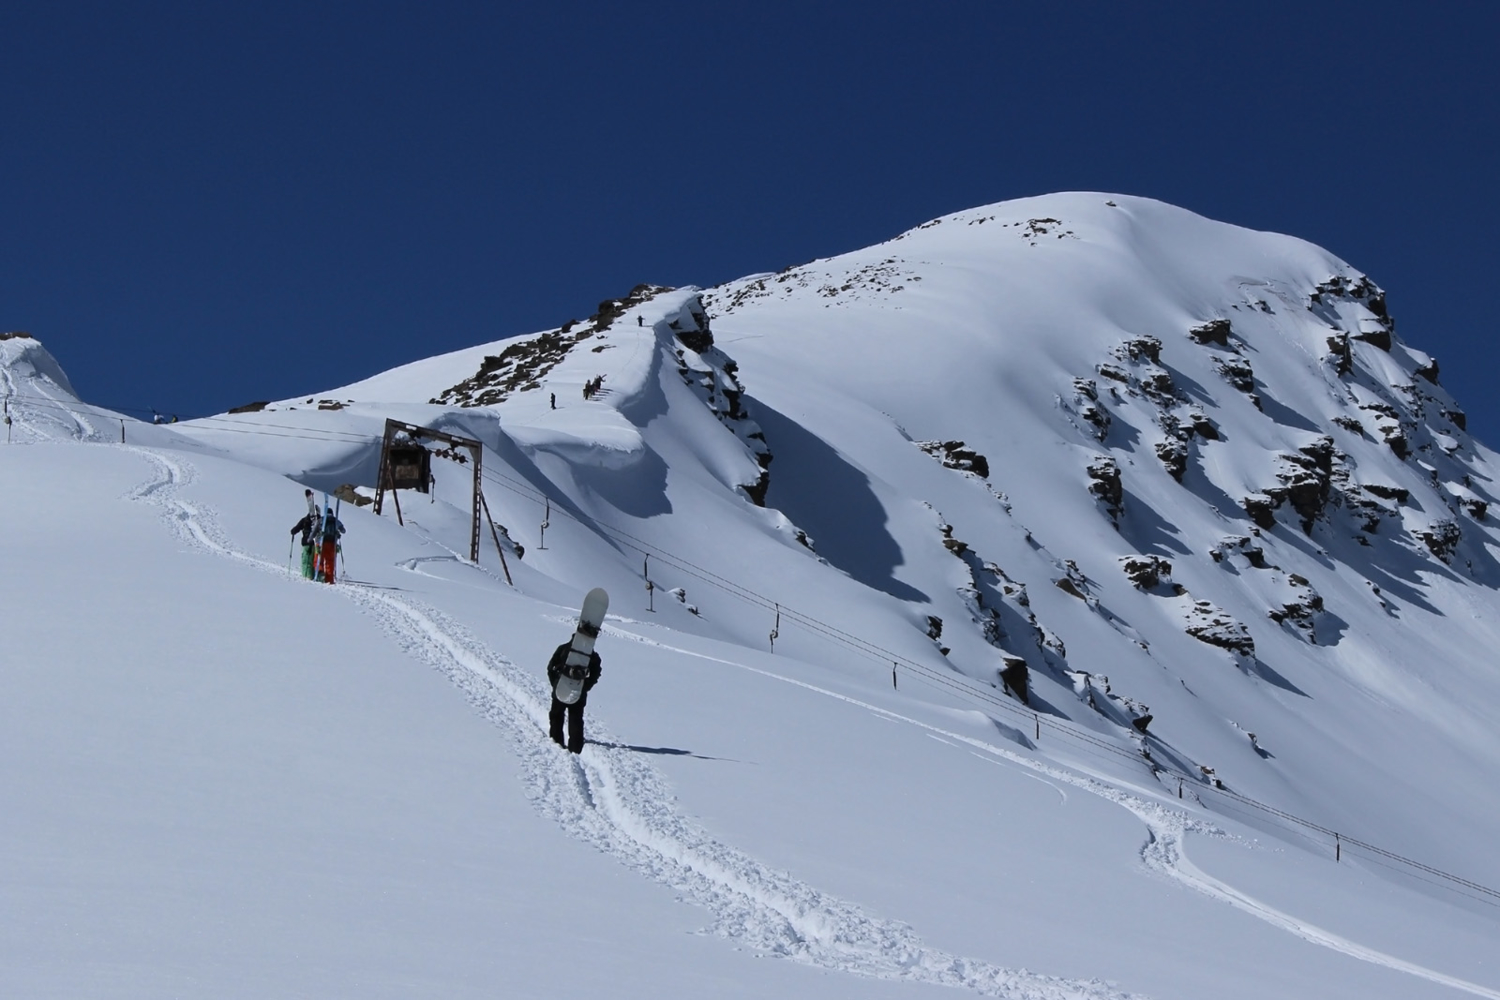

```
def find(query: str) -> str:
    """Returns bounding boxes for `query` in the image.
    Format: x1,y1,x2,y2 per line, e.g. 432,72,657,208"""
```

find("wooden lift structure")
372,418,512,584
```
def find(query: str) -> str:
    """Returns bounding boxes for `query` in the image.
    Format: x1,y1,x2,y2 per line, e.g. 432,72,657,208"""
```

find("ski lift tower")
372,418,490,564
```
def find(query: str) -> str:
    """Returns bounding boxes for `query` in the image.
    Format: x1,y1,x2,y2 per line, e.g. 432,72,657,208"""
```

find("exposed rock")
999,657,1030,704
1184,600,1256,657
1215,357,1256,394
1097,363,1131,384
1415,520,1462,562
1071,378,1111,440
1185,410,1219,440
1268,576,1325,642
1311,274,1394,350
1121,555,1172,590
1326,332,1353,375
434,284,673,407
1362,483,1410,503
1277,437,1335,533
1055,559,1091,599
1242,494,1278,530
1086,456,1123,521
1120,335,1163,364
227,400,270,414
1155,438,1188,482
939,523,969,556
1140,369,1175,403
667,303,772,504
0,330,35,341
917,440,990,478
1211,535,1270,568
1188,319,1232,347
1415,358,1440,384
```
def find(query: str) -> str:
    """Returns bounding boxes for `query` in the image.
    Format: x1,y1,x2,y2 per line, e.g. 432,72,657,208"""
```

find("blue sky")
4,3,1499,436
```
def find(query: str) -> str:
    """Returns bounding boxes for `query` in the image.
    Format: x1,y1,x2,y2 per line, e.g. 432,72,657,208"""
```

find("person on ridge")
316,505,345,583
547,640,601,754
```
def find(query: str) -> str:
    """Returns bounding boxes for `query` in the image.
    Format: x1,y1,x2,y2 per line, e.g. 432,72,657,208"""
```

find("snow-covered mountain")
4,194,1499,999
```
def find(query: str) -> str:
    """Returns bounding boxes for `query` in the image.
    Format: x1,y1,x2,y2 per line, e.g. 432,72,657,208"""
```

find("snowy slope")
4,194,1500,999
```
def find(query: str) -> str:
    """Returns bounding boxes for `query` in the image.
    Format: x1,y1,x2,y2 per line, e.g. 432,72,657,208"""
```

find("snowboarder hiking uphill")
289,489,319,579
316,505,345,584
547,587,609,754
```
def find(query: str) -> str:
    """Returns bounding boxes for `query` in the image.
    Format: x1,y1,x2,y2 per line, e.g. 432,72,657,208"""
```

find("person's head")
305,489,313,499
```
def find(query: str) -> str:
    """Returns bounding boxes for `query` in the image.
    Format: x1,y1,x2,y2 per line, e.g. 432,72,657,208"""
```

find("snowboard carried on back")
553,587,609,706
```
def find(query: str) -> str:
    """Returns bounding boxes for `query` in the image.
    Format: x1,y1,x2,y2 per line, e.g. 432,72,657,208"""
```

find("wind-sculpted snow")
1,336,103,442
119,446,1134,999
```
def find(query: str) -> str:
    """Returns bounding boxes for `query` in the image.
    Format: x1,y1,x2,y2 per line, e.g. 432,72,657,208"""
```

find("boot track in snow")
121,445,1500,1000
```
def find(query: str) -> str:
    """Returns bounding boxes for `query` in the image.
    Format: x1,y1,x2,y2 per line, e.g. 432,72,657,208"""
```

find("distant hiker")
547,638,602,754
550,392,556,410
637,315,643,327
316,505,345,583
582,381,592,401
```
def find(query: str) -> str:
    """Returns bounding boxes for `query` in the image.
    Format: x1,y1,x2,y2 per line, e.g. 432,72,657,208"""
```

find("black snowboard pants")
549,694,588,754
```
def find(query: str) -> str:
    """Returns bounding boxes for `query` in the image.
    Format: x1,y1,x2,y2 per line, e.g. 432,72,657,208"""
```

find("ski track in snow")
121,446,1135,1000
605,627,1500,1000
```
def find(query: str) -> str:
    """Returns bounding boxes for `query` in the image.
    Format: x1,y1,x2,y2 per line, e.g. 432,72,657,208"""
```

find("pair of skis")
303,491,342,582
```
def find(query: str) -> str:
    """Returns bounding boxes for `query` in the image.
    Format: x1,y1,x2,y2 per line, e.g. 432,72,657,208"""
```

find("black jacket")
290,514,316,546
547,641,601,694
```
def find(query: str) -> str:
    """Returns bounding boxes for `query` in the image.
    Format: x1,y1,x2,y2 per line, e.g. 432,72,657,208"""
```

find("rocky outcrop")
434,284,675,407
1242,494,1278,531
917,440,990,478
1070,378,1111,441
1214,356,1257,398
1415,520,1462,563
1155,439,1188,482
1268,574,1324,643
1311,274,1393,351
670,304,773,504
1121,555,1172,590
1210,535,1270,568
1278,437,1335,532
1086,456,1123,522
1188,319,1232,347
1183,600,1256,657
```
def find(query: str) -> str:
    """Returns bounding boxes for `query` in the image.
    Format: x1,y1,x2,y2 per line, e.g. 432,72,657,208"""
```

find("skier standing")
316,505,345,583
547,640,601,753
